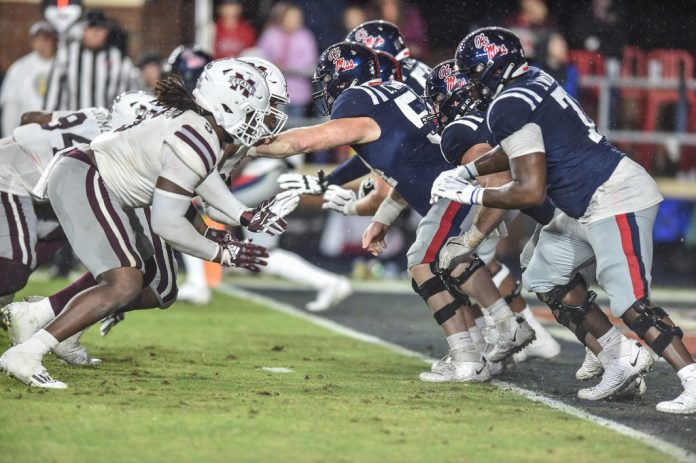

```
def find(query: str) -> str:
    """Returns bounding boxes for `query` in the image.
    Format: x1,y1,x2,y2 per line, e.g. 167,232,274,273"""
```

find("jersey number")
43,112,91,150
550,87,602,143
394,92,441,144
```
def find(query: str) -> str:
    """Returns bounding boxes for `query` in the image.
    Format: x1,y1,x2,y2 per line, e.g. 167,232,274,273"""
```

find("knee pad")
537,274,595,343
0,258,30,297
624,298,683,356
411,265,468,325
437,255,485,297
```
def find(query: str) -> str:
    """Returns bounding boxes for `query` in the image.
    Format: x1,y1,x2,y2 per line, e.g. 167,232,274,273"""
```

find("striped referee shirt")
43,38,136,111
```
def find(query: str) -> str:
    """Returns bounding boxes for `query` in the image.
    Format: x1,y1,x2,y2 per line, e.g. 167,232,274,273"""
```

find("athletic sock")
446,331,478,362
23,329,58,355
520,306,544,332
677,364,696,392
468,326,485,351
474,316,490,331
48,272,98,315
597,326,623,351
487,298,513,332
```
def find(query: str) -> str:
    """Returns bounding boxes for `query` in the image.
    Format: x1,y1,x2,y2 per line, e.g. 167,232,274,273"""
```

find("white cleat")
612,376,647,401
306,277,353,312
53,330,101,366
0,345,67,389
487,317,536,363
515,325,561,361
656,390,696,414
577,341,655,401
176,284,211,306
99,312,125,337
576,347,604,381
430,352,451,375
420,354,491,383
1,297,55,345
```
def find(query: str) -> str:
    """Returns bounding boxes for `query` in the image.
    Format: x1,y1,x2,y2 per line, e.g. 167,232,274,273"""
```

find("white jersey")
0,107,109,196
91,110,221,208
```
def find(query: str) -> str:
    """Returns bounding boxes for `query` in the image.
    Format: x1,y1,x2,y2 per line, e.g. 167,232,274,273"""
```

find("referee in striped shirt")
43,10,136,111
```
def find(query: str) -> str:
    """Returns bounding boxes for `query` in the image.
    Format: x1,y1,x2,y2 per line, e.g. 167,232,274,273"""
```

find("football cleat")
656,390,696,414
0,345,66,389
420,353,491,383
100,312,125,337
53,330,101,366
430,352,451,376
514,323,561,361
306,277,353,312
611,376,647,401
577,340,655,401
487,317,536,363
576,347,603,381
1,297,55,346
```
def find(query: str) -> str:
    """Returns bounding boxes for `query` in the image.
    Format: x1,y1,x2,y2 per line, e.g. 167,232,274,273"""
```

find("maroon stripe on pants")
12,195,33,268
85,168,131,268
95,179,143,270
1,192,22,264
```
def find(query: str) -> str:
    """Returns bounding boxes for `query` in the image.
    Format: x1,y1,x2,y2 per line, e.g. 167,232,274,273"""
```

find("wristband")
345,201,358,216
373,196,406,225
462,162,479,179
470,187,485,205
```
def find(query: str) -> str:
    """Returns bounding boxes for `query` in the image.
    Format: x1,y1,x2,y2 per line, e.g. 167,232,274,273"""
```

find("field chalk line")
218,284,695,463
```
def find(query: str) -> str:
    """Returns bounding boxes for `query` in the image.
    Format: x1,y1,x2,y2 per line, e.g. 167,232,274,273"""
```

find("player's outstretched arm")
255,117,381,158
480,153,547,209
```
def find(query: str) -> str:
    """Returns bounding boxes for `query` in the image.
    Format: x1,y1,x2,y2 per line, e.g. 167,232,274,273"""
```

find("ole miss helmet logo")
354,28,385,49
328,47,356,72
474,33,509,61
437,63,458,91
227,72,256,97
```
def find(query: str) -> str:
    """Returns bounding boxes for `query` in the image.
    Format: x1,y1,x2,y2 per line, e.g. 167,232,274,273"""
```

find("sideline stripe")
216,283,696,463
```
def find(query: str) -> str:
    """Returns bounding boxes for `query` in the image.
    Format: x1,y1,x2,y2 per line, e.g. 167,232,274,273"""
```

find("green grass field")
0,279,671,463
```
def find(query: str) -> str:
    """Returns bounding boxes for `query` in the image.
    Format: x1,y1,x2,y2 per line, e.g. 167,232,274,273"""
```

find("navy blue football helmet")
455,27,528,102
164,45,213,94
423,60,483,134
312,41,381,116
346,20,410,61
374,50,402,82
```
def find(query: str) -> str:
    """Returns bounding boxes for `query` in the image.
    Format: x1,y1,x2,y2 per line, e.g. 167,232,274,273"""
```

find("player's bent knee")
0,258,31,297
100,268,144,306
437,255,485,296
536,274,595,342
622,298,683,357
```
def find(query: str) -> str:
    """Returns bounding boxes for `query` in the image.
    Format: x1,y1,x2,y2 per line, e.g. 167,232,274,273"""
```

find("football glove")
277,170,327,195
430,176,483,205
358,177,375,199
241,190,300,235
218,239,269,272
322,185,357,215
430,166,477,204
204,227,234,244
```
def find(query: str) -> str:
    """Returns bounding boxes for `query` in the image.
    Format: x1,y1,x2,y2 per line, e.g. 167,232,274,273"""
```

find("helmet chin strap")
491,61,526,99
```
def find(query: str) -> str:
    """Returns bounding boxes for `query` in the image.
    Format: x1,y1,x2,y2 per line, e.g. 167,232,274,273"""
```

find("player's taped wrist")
461,225,487,249
373,196,406,225
462,161,479,180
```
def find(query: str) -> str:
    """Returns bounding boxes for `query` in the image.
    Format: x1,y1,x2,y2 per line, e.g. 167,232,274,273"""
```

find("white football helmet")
192,59,271,147
238,57,289,136
108,91,162,129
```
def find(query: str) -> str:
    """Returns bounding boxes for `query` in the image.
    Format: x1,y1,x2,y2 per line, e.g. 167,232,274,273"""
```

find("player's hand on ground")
430,166,475,204
242,191,300,236
362,221,389,256
322,185,357,215
277,172,327,195
218,239,269,272
430,176,483,205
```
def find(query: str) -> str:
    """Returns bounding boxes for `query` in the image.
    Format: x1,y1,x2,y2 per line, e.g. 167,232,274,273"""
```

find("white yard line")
217,283,696,463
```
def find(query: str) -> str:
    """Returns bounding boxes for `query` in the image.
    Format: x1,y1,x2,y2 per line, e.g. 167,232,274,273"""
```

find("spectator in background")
137,51,162,92
343,4,368,34
504,0,558,64
571,0,625,59
0,22,57,136
214,0,257,59
258,3,318,118
43,10,137,111
373,0,429,59
542,33,578,98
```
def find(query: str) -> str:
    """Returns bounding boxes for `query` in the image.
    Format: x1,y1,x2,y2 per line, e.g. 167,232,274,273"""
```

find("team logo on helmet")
353,28,385,49
473,33,509,61
437,63,458,91
227,71,257,97
327,47,356,72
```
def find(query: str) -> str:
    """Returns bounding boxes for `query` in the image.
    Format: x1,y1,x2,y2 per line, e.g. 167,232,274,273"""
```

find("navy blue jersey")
400,58,432,97
487,67,623,219
331,80,466,218
439,111,491,165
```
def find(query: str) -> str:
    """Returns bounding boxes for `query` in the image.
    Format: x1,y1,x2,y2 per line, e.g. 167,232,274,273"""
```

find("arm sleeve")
330,87,376,120
159,144,206,193
326,156,371,185
151,188,219,261
195,172,249,225
499,123,545,160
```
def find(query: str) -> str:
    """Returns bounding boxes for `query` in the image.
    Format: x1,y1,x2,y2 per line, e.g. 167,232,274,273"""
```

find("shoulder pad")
331,86,379,120
166,113,221,178
486,88,540,142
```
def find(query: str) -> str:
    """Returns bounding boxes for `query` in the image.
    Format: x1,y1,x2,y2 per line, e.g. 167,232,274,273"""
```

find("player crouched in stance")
0,59,299,389
433,27,696,413
257,41,536,382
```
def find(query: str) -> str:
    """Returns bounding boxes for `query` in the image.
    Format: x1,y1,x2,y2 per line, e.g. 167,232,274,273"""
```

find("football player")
0,59,298,388
258,42,536,382
433,28,694,412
